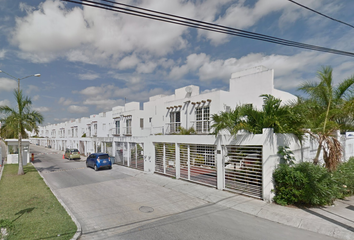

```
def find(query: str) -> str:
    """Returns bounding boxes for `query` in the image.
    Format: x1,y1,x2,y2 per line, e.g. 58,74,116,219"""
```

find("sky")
1,0,354,125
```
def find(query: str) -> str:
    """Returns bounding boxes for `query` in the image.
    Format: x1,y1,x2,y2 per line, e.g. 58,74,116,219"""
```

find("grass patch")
0,164,77,240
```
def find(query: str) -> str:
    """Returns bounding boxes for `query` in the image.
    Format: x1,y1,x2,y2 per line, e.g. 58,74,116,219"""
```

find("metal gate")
180,144,216,187
224,145,262,199
130,143,144,171
155,143,176,177
115,142,125,166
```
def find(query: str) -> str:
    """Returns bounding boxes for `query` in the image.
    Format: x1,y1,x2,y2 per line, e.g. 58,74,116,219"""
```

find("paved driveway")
31,145,341,240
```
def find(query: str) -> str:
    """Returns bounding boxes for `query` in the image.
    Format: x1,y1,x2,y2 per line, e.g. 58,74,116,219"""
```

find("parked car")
65,148,81,160
86,153,112,171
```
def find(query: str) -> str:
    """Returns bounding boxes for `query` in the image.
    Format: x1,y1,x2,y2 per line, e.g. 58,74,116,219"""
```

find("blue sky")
1,0,354,125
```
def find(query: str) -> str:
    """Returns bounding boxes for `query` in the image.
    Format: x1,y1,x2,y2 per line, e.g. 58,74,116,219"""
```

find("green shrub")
333,158,354,198
273,164,307,205
0,219,14,237
273,162,339,206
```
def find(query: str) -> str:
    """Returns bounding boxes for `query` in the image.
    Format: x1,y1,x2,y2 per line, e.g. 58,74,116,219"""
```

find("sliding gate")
224,145,263,199
180,144,216,187
155,143,176,177
130,143,144,171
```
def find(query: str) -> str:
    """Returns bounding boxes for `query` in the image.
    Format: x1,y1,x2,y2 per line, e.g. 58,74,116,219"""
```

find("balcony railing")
191,120,210,134
122,127,132,136
110,127,120,136
166,122,181,134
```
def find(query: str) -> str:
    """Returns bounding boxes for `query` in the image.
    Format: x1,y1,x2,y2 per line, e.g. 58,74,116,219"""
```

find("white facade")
35,66,296,152
31,66,308,201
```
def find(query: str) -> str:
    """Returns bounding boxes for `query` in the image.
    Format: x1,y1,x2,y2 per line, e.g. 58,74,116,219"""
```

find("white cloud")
78,73,99,80
0,99,10,106
79,84,171,111
167,51,339,92
117,54,140,70
169,53,210,79
26,85,40,94
58,97,74,106
33,106,50,112
136,61,158,74
68,105,88,113
10,0,191,66
0,49,6,58
0,78,17,92
33,95,40,101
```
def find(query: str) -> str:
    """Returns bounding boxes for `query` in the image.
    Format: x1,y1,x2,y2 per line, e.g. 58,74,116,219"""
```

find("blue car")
86,153,112,171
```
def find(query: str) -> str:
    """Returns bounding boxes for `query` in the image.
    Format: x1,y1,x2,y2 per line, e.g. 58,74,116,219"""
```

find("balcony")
123,127,132,136
111,128,120,136
191,120,210,134
166,122,181,134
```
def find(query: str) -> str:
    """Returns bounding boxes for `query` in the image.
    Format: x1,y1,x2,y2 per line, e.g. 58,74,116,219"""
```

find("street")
31,145,338,240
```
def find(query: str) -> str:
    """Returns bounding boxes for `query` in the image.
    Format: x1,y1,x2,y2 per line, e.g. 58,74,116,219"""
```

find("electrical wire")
60,0,354,57
288,0,354,29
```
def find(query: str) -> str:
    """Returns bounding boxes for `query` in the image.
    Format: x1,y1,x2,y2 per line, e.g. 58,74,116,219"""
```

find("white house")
32,66,309,202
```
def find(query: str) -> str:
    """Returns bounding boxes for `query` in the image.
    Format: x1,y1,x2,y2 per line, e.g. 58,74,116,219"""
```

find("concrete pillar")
216,135,224,190
144,139,155,173
112,140,116,161
187,145,191,180
127,142,131,167
262,128,277,203
163,143,166,174
175,143,180,179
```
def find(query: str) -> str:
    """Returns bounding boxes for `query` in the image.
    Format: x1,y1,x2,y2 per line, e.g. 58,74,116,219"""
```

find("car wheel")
109,165,112,170
86,162,89,168
94,165,98,171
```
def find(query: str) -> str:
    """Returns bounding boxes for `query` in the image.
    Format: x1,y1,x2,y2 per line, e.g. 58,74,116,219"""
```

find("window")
103,123,106,130
140,118,144,129
126,119,132,135
170,111,181,133
115,120,120,135
195,106,210,133
93,124,97,136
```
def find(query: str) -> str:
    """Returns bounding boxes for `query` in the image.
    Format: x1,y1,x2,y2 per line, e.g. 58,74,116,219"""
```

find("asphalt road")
31,145,337,240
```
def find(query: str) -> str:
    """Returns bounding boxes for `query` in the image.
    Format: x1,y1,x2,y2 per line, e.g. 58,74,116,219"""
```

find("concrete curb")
32,163,82,240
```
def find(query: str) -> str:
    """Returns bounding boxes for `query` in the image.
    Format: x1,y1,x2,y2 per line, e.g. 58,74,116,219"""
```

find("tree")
0,90,44,175
211,94,306,140
299,66,354,171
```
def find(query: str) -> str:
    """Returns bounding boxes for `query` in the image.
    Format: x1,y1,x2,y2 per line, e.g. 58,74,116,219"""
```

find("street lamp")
0,70,41,92
0,69,40,175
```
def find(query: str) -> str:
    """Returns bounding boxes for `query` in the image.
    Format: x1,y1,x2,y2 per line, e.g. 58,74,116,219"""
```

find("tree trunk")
313,142,322,165
18,130,24,175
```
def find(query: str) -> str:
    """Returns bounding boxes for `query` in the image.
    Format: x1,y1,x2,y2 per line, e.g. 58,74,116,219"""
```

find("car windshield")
71,150,79,153
98,154,109,159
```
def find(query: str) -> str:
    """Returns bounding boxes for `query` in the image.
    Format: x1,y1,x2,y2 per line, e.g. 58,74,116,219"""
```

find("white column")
187,145,191,180
175,143,180,179
216,135,224,190
163,143,166,174
262,128,277,203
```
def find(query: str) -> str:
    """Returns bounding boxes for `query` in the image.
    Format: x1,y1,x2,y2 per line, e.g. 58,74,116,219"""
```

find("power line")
288,0,354,29
60,0,354,57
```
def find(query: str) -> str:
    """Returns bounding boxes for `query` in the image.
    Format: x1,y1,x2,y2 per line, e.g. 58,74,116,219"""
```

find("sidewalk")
119,166,354,240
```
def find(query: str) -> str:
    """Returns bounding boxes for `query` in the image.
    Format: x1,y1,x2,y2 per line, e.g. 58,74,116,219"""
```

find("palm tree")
212,94,306,140
0,90,44,175
299,66,354,171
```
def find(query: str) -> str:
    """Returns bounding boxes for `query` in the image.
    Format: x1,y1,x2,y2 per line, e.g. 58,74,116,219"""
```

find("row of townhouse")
32,66,302,201
34,66,295,155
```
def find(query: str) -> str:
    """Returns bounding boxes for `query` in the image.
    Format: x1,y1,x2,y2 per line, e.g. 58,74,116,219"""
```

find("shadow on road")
302,208,354,232
35,165,61,173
